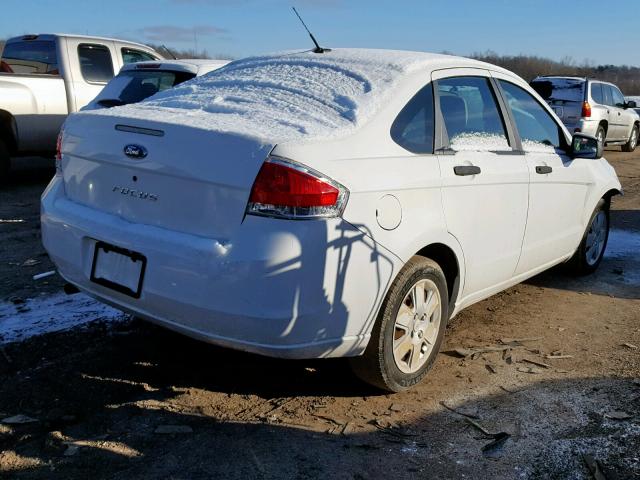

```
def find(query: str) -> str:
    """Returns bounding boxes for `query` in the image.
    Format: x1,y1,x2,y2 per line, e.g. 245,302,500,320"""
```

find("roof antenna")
161,44,177,60
292,7,330,54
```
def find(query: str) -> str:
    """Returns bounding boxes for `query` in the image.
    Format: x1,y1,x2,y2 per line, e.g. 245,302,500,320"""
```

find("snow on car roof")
85,48,502,144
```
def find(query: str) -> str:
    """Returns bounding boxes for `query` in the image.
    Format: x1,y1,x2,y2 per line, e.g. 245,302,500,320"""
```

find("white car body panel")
41,49,621,358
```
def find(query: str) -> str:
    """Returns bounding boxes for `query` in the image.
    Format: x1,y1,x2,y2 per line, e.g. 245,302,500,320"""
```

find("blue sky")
2,0,638,65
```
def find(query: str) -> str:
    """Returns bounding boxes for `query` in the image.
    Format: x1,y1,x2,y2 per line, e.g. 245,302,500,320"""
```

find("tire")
350,256,449,392
0,139,10,182
568,199,609,275
595,125,606,147
622,124,639,152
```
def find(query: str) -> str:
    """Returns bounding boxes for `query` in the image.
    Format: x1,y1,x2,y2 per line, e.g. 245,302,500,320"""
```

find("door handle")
535,165,553,174
454,165,481,176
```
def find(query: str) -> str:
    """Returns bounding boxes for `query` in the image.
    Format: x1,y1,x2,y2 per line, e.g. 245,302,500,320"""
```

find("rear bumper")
570,119,599,137
41,177,400,359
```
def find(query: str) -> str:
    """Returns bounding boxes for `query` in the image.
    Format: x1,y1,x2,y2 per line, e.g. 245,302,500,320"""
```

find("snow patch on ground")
83,49,458,144
606,229,640,258
606,229,640,285
0,293,127,344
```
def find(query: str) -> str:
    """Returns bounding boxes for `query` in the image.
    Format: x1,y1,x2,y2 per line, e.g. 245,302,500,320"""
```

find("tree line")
1,39,639,95
469,51,640,95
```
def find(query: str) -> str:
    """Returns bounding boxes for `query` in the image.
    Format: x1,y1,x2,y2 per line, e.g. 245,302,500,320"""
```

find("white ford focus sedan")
42,49,621,391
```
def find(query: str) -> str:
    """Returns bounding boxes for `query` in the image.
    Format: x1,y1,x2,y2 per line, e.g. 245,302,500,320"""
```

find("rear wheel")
595,125,606,147
568,199,609,275
0,139,10,182
622,124,639,152
350,256,448,392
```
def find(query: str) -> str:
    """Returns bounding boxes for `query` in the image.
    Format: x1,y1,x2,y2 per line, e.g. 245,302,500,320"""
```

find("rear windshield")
0,40,59,75
92,69,195,107
530,78,585,103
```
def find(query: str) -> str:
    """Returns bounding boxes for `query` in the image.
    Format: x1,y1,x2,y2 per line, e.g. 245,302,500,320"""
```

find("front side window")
499,80,563,152
78,44,113,83
437,76,509,151
611,86,626,108
122,48,157,65
0,40,58,75
591,83,604,104
390,83,435,154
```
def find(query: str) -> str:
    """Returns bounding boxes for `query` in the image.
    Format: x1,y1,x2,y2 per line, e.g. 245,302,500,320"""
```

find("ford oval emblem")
124,144,147,159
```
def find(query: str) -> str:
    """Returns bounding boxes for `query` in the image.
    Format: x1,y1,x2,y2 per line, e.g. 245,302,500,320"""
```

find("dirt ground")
0,152,639,480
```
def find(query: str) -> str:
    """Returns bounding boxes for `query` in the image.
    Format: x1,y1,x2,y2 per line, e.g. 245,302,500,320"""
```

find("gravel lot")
0,152,639,479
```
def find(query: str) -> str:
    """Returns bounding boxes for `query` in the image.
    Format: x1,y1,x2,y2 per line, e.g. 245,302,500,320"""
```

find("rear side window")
93,70,195,107
591,83,604,104
122,48,157,64
437,76,509,151
602,85,614,106
499,80,562,152
391,83,435,154
0,40,58,75
78,44,113,83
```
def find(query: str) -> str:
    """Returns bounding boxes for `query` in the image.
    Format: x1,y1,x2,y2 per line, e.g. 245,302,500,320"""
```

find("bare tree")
148,44,234,61
469,51,640,95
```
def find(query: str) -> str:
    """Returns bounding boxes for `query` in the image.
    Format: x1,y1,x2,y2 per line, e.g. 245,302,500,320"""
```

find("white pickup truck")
0,33,163,176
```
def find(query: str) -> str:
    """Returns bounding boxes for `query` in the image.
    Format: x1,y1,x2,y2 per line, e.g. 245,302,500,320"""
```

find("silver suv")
531,76,640,152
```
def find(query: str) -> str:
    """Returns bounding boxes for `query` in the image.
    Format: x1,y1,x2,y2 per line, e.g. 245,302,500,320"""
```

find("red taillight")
55,128,64,176
581,101,592,118
247,157,348,219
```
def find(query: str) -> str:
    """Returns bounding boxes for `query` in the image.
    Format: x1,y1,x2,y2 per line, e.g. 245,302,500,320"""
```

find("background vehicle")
626,95,640,117
0,33,162,176
42,49,621,392
531,76,639,152
83,59,230,111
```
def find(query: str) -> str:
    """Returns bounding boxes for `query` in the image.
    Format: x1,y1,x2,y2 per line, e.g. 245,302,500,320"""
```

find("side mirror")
626,100,637,109
571,133,603,159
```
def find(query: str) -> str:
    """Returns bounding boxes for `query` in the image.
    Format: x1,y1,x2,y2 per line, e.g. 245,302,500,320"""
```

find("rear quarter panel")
274,69,467,301
0,74,68,151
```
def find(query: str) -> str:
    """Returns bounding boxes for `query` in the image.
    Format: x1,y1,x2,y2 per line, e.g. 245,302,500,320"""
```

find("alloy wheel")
585,210,607,266
392,279,441,374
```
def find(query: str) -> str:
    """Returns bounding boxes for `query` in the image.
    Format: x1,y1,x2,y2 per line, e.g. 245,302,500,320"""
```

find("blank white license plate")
90,242,146,298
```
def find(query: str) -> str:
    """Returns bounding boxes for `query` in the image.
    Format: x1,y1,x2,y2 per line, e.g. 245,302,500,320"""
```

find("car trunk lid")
61,113,273,239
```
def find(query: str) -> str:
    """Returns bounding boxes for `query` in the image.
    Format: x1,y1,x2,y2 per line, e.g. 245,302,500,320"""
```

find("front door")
433,69,529,301
494,77,591,275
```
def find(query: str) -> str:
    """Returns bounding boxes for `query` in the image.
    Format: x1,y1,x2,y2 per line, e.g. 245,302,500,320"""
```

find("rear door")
611,85,634,142
433,69,529,300
64,38,117,110
494,77,591,274
602,84,624,141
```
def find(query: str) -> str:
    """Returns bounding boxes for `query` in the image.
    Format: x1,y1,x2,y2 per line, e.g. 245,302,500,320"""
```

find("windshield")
93,69,195,107
530,78,585,103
